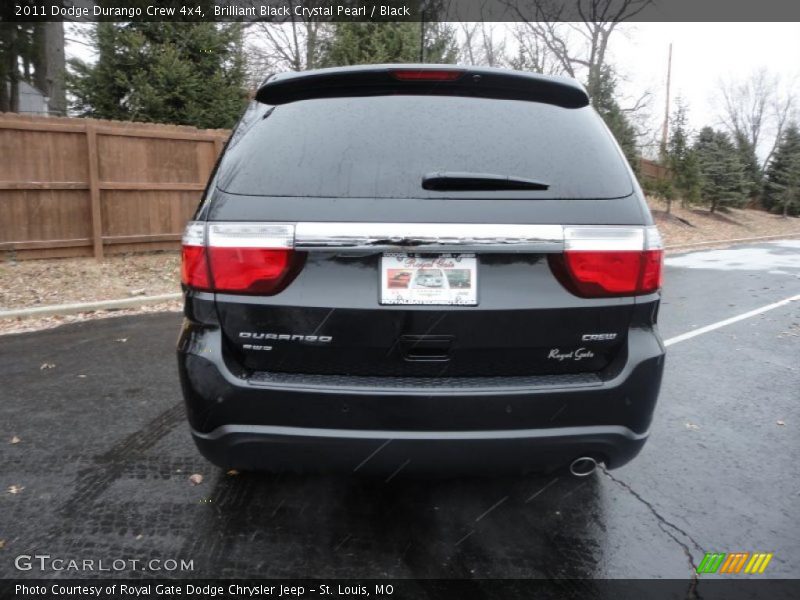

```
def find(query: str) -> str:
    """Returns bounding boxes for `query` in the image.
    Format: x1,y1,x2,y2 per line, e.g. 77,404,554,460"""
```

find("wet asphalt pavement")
0,241,798,582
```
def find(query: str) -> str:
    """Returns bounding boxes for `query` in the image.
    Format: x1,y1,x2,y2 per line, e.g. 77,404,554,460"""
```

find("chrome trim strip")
194,424,649,442
195,222,658,253
563,226,645,251
208,222,295,249
294,222,565,253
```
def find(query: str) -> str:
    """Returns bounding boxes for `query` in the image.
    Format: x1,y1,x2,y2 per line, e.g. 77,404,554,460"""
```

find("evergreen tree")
693,127,747,213
319,22,457,67
679,150,702,207
590,65,638,172
733,131,762,200
763,123,800,216
68,22,246,129
422,23,459,64
666,100,701,209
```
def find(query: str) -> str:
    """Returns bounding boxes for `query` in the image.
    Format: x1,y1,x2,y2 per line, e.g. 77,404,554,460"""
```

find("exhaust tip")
569,456,598,477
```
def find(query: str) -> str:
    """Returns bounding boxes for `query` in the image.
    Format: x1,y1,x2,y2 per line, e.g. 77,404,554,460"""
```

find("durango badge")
239,332,333,343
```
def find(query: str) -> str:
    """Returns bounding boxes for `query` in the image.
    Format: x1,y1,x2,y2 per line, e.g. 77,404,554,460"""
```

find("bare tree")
246,20,328,83
244,1,330,88
718,69,769,155
454,0,508,68
764,92,797,169
717,68,797,170
508,24,563,74
459,22,507,67
459,23,479,65
507,0,651,98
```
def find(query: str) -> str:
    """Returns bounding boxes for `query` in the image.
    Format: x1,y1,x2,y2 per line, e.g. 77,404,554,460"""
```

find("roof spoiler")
255,65,589,109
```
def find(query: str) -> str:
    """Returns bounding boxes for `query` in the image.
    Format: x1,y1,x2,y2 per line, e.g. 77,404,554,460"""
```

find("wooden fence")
639,157,670,181
0,113,230,260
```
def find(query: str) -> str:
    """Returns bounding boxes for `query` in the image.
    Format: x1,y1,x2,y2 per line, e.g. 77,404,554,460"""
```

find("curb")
0,293,182,320
665,233,800,252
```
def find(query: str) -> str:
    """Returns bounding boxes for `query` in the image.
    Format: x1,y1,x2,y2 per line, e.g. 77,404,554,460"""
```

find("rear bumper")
178,315,665,474
191,423,647,475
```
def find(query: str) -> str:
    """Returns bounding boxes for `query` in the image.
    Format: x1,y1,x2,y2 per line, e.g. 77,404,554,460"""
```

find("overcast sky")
66,21,800,158
611,22,800,155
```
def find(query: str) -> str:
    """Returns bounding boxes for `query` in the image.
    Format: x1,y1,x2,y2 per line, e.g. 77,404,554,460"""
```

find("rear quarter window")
217,96,633,200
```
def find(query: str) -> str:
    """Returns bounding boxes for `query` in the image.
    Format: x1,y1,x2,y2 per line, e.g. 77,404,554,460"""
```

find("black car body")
177,65,665,475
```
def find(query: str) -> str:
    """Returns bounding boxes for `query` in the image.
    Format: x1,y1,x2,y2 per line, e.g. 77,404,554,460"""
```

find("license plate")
380,253,478,305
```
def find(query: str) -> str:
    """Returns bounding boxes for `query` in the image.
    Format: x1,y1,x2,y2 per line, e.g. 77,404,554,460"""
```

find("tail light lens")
181,222,301,295
181,222,211,291
549,226,663,297
208,247,294,295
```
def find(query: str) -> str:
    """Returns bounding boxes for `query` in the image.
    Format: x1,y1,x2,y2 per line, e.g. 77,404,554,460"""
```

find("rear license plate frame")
379,253,478,306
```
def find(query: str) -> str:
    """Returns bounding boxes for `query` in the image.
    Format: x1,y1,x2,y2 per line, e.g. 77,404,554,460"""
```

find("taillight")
181,222,301,295
639,247,664,292
181,222,211,291
549,226,663,298
390,69,465,81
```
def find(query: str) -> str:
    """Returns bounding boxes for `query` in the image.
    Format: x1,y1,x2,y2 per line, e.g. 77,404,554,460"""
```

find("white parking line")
664,293,800,347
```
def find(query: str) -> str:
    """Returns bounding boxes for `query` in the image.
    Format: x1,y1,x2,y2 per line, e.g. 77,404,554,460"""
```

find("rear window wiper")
422,172,550,192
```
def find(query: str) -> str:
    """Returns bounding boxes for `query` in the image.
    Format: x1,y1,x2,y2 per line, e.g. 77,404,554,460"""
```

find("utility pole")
660,42,673,159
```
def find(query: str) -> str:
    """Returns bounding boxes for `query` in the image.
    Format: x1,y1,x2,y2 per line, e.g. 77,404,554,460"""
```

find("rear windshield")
217,96,633,199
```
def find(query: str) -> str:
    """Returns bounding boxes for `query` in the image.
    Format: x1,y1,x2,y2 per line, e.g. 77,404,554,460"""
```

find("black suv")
178,65,665,476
